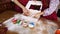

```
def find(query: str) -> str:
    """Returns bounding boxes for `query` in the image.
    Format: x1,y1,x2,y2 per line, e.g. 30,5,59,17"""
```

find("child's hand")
34,12,44,18
34,12,41,18
23,8,30,16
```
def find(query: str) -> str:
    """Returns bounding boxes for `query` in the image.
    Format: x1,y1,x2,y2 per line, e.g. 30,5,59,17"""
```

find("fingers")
34,13,40,18
23,11,30,16
40,12,44,15
23,13,30,16
33,12,44,18
23,9,30,16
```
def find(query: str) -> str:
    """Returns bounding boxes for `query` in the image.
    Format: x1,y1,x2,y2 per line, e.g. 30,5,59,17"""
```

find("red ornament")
55,29,60,34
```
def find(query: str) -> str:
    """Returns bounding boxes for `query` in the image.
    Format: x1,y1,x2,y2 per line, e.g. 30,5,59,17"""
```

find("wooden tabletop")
0,10,60,34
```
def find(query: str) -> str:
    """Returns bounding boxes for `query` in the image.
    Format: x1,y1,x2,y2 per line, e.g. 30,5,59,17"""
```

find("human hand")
34,12,44,18
23,8,30,16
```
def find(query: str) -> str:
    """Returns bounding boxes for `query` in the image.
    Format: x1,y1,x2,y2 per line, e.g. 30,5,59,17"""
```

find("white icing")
28,24,34,28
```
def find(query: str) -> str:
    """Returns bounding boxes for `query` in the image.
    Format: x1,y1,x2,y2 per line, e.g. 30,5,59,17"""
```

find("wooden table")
3,14,59,34
0,10,60,34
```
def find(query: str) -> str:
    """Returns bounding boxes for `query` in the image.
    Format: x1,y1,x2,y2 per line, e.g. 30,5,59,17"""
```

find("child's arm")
34,0,59,18
11,0,30,16
43,0,59,16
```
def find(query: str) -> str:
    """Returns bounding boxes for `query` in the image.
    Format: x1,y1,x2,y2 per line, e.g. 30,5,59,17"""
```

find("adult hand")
23,8,30,16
